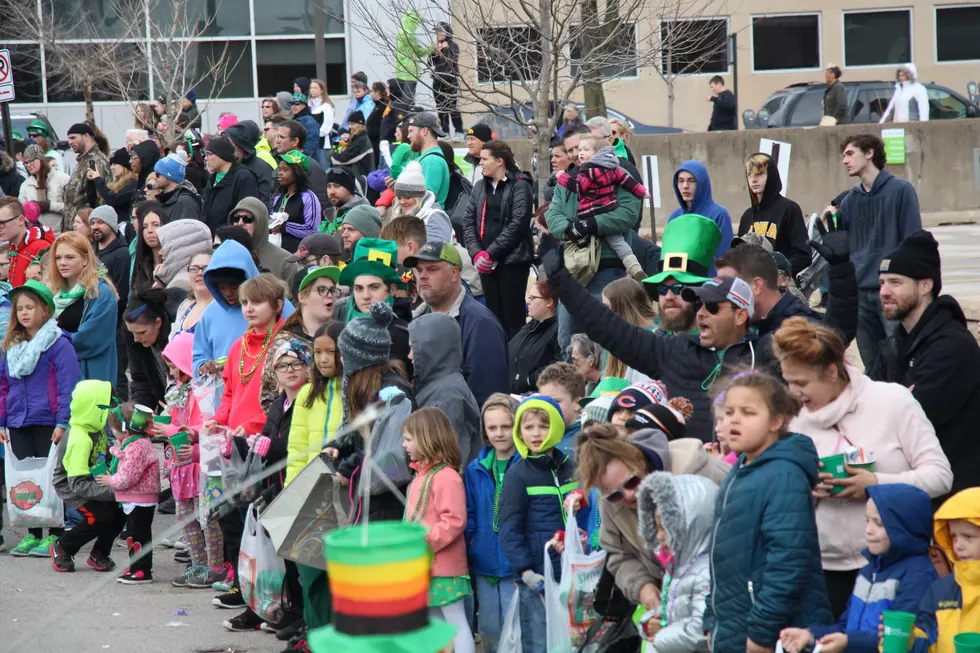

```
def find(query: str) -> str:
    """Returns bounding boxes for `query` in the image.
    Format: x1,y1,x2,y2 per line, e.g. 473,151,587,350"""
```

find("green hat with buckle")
644,214,722,285
338,238,401,287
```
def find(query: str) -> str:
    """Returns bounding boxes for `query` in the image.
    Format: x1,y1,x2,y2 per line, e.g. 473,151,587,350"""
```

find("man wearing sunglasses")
227,197,299,281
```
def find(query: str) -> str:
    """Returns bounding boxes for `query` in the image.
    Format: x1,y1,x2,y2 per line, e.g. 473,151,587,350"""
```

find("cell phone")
89,161,96,171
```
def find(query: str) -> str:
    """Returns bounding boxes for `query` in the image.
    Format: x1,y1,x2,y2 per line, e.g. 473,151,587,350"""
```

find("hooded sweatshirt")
637,473,718,652
737,153,811,275
161,332,204,501
132,140,161,187
155,219,213,290
395,12,431,82
8,225,54,288
668,160,733,261
408,313,482,465
881,63,929,123
230,197,301,281
790,368,952,570
224,120,275,203
52,380,115,508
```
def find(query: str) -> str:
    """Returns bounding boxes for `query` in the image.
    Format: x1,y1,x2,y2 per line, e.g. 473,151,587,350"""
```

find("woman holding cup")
772,317,952,616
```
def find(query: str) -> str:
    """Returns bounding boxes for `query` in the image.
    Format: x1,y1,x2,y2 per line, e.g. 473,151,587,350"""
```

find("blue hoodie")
192,240,294,376
667,160,733,262
810,484,938,653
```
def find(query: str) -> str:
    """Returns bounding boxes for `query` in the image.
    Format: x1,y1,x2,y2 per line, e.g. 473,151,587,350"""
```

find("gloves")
253,436,271,457
809,216,850,266
473,250,494,275
521,569,545,591
253,486,276,515
566,216,598,242
537,232,564,279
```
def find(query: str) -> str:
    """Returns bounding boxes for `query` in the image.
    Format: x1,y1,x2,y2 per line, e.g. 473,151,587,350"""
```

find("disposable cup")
89,461,107,477
131,404,154,431
154,414,172,425
819,453,848,495
849,461,876,472
169,431,189,450
954,633,980,653
881,610,916,653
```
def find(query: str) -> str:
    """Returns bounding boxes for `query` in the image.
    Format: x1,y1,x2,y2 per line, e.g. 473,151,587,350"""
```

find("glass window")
48,0,138,38
927,87,968,120
569,24,638,79
852,88,892,122
256,39,347,97
150,0,250,37
47,42,148,102
255,0,344,35
788,90,824,126
152,41,253,99
752,15,820,71
6,45,44,103
476,27,542,83
936,6,980,62
843,11,911,66
761,94,788,115
660,19,728,75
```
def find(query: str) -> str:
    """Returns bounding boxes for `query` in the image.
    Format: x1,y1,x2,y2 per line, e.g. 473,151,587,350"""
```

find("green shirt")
418,146,450,207
215,171,228,185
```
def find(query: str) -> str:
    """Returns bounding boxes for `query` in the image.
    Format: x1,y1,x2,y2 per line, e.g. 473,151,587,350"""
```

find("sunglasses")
232,214,255,224
654,283,690,297
604,474,641,503
275,360,307,372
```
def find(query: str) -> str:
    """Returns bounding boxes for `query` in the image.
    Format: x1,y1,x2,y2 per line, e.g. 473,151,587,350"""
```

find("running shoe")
49,540,75,572
213,588,246,609
223,609,265,632
10,534,39,557
118,570,154,584
86,550,117,572
29,534,59,557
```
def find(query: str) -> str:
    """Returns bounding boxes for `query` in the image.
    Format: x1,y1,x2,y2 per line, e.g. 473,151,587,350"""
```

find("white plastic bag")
498,591,523,653
191,374,223,418
544,514,607,653
4,442,65,528
198,427,230,524
239,504,287,623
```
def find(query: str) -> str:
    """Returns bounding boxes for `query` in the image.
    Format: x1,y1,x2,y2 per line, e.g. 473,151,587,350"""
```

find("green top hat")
308,521,456,653
645,214,722,285
579,376,631,408
10,279,56,313
338,238,401,287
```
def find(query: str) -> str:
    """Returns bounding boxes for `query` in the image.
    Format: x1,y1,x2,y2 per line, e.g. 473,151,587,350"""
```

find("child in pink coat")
161,332,225,589
402,407,474,653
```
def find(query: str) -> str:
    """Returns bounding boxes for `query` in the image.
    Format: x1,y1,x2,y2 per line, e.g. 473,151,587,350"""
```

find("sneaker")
158,496,176,515
275,618,305,641
49,540,75,572
189,567,226,589
172,564,200,588
86,550,117,572
118,570,153,585
10,534,39,557
29,534,59,557
158,536,179,549
283,636,311,653
212,562,235,591
213,588,246,609
174,550,191,564
223,609,265,632
173,536,188,551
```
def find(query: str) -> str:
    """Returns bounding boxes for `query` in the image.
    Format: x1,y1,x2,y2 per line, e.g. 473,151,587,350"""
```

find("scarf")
165,380,191,409
343,294,394,323
6,318,63,379
54,283,86,317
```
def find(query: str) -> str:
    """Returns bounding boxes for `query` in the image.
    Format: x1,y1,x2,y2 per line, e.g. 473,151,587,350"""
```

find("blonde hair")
575,424,647,490
481,393,518,443
609,118,633,142
579,134,607,154
2,290,53,351
311,79,334,108
107,166,137,194
745,153,770,175
239,273,286,317
601,278,656,377
47,232,118,300
402,407,462,470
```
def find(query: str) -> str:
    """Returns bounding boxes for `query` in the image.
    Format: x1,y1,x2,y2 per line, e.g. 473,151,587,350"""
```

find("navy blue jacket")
456,292,510,407
464,447,521,578
703,434,833,652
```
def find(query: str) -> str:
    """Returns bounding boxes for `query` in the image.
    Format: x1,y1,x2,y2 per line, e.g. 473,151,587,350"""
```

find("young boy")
536,362,586,456
909,487,980,652
607,382,670,428
779,484,938,653
556,134,647,281
498,394,588,653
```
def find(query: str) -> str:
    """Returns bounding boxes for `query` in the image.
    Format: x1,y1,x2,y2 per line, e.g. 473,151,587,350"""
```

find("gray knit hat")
89,204,119,231
338,301,395,379
393,160,427,198
342,204,382,239
23,144,45,162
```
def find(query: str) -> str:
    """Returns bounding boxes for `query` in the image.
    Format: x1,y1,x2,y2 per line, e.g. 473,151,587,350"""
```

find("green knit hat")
645,214,722,285
10,279,56,313
338,238,401,287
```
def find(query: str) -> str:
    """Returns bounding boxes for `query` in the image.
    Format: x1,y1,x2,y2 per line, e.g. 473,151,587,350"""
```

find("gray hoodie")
231,196,300,281
408,312,482,465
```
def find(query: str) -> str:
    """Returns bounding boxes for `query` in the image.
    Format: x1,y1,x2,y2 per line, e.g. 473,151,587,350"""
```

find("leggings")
431,601,475,653
176,498,224,570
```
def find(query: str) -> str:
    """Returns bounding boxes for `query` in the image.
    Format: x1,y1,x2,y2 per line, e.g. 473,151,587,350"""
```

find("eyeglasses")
654,283,689,297
275,360,307,372
0,214,24,228
314,285,343,298
187,265,207,274
301,255,319,266
604,475,641,503
527,295,544,302
232,214,255,225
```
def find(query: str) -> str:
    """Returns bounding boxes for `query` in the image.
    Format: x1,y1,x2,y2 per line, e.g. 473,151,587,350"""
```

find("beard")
882,292,919,321
660,301,697,334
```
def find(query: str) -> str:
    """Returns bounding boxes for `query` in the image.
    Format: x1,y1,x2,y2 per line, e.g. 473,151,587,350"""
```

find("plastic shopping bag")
498,591,523,653
191,374,223,418
229,446,265,508
198,426,232,523
4,442,65,528
239,504,287,623
544,514,608,653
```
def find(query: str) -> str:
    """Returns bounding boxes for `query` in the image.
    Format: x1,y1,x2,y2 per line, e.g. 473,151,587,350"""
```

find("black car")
744,81,979,129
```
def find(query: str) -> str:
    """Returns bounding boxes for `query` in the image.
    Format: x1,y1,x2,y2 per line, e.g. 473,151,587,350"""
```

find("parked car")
743,81,979,129
0,111,68,149
472,102,686,140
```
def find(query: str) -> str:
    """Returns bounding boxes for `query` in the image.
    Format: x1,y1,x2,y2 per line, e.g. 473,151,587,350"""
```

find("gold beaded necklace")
239,327,274,385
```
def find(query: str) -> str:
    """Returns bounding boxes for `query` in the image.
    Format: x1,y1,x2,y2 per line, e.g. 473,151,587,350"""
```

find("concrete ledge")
923,210,980,227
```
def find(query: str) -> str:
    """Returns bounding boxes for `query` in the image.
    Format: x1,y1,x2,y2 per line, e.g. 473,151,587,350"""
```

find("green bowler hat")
645,214,722,285
338,238,401,287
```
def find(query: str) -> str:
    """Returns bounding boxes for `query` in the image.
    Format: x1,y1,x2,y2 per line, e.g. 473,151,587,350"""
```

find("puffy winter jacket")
703,434,833,653
0,328,79,429
508,316,560,394
464,446,521,578
331,130,375,180
18,170,71,235
52,380,116,508
461,174,534,266
285,377,343,486
157,180,203,223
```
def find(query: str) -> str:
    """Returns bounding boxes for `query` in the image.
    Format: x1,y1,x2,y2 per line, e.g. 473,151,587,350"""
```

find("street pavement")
932,223,980,320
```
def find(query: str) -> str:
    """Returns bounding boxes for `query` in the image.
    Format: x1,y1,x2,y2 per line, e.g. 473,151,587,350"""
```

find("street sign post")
0,49,15,150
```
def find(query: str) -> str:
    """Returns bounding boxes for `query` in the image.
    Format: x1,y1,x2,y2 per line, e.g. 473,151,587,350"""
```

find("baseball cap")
290,92,308,105
408,112,446,138
403,241,462,269
682,276,754,317
730,231,773,253
772,251,793,278
298,265,341,293
286,233,344,263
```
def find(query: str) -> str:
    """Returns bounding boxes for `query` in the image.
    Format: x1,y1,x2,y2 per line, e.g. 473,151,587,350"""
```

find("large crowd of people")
0,74,978,653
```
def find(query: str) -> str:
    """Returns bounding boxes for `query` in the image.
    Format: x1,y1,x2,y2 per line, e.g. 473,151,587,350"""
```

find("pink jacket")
107,436,162,504
162,334,204,501
790,368,952,570
405,462,468,578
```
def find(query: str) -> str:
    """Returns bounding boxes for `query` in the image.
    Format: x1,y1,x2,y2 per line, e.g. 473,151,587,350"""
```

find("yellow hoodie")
256,137,277,169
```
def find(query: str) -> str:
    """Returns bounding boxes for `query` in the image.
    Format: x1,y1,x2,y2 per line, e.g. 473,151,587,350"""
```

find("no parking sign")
0,49,15,103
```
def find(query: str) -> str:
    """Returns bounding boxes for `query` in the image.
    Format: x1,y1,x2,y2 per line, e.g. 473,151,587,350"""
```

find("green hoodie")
52,380,115,507
395,12,432,81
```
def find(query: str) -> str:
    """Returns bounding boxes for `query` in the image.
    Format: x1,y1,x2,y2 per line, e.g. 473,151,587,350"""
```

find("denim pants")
517,583,547,653
475,575,517,653
557,267,625,351
856,288,896,369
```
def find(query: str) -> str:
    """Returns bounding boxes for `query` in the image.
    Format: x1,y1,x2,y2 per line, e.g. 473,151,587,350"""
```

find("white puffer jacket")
18,170,71,234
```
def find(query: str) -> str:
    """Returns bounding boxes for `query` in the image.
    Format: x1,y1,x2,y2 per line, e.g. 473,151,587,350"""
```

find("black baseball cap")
286,234,344,263
408,112,446,137
403,241,462,269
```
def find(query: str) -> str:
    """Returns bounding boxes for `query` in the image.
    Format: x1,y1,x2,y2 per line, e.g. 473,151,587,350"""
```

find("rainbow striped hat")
308,521,456,653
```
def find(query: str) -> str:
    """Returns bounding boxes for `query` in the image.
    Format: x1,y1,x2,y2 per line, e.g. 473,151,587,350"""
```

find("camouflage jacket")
63,147,112,227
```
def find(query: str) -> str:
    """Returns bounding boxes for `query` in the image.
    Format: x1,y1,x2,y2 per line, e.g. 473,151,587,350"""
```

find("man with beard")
407,112,450,206
152,151,203,222
320,167,369,237
869,230,980,502
88,205,131,398
63,123,112,222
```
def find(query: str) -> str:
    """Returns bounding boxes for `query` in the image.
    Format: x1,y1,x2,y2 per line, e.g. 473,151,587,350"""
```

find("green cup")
169,431,189,450
154,414,172,425
89,460,107,477
130,404,153,432
882,610,916,653
819,453,848,495
955,633,980,653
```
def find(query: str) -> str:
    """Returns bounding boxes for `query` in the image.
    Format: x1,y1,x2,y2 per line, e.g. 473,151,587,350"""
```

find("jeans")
517,583,547,653
856,288,896,369
475,575,517,653
557,267,625,351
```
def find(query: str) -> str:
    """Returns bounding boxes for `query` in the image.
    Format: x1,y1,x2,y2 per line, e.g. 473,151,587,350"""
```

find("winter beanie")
22,201,40,225
89,205,119,231
338,301,395,379
583,394,616,425
154,150,188,184
23,144,45,162
393,161,427,198
348,111,365,125
205,135,237,163
611,382,670,416
626,397,694,441
325,168,357,196
879,229,942,295
342,204,383,239
218,113,239,132
110,147,133,170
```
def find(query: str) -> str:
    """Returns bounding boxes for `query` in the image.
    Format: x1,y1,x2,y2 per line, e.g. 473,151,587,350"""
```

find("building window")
752,14,820,71
47,43,149,103
48,0,134,38
256,39,347,96
570,23,638,79
150,0,251,37
660,19,728,75
254,0,345,36
843,10,911,67
6,45,44,103
936,5,980,62
476,27,542,83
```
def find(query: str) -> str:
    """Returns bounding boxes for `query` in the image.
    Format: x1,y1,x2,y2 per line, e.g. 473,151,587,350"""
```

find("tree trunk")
667,78,675,128
536,0,555,205
83,83,94,124
580,0,606,119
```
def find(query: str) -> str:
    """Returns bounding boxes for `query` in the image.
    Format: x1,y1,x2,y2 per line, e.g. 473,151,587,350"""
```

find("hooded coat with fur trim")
0,151,24,197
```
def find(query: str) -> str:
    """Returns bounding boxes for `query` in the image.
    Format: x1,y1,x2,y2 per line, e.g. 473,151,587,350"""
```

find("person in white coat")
880,63,930,123
18,144,70,234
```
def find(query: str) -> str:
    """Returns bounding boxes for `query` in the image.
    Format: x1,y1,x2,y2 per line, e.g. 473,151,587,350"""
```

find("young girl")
464,393,519,653
96,402,161,585
161,332,225,590
0,280,80,557
704,371,833,653
402,407,474,653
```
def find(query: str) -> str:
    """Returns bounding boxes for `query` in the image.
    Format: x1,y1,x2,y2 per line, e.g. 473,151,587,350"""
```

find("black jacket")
260,393,294,495
95,235,130,320
366,100,387,162
185,162,208,194
708,90,737,131
0,152,23,197
508,316,560,394
330,130,375,180
202,162,260,235
823,82,849,124
868,296,980,499
94,177,139,222
737,153,811,275
128,317,172,409
305,158,330,211
631,233,661,276
157,181,203,223
461,174,534,265
429,34,460,87
241,154,274,205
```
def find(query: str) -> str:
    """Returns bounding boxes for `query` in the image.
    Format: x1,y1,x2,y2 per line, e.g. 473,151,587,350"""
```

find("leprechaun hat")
308,521,456,653
645,214,722,285
338,238,401,287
